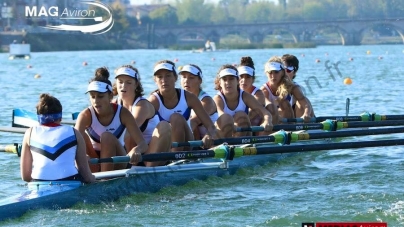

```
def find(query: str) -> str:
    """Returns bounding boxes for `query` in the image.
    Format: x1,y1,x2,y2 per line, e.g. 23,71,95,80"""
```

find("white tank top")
288,82,306,108
132,97,159,144
116,96,159,144
30,125,78,180
217,90,248,117
86,104,126,151
249,86,260,96
190,90,219,123
263,82,279,104
152,89,192,122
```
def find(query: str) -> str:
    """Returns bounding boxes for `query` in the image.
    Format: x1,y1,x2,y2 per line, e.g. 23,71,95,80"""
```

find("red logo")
315,222,387,227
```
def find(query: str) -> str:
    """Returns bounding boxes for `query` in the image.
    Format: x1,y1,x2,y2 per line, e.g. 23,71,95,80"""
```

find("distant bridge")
132,18,404,47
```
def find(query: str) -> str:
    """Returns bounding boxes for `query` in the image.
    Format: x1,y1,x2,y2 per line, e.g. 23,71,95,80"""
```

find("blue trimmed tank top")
152,88,191,122
217,90,249,117
30,125,78,180
85,104,126,151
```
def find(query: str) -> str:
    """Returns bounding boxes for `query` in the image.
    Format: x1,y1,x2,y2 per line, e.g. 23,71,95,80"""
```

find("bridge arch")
146,18,404,47
311,25,350,45
365,22,404,44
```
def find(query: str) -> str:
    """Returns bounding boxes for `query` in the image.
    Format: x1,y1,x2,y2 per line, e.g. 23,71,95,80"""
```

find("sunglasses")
285,66,295,73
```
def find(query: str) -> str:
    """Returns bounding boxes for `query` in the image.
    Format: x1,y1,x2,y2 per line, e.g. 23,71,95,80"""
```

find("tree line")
112,0,404,29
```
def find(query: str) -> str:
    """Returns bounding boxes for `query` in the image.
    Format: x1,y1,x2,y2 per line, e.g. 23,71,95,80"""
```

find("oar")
173,126,404,147
281,112,404,123
237,120,404,132
0,143,21,156
0,126,26,134
89,138,404,164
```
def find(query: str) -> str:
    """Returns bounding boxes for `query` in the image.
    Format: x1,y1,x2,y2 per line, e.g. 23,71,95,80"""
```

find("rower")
179,64,233,140
113,65,171,167
213,64,273,137
281,54,316,119
20,93,95,183
148,60,218,151
75,67,147,172
261,56,314,123
237,56,277,129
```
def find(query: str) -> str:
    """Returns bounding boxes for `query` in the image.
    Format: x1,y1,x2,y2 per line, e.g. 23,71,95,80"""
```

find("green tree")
110,1,130,32
380,0,404,17
176,0,214,25
149,5,178,26
244,2,273,23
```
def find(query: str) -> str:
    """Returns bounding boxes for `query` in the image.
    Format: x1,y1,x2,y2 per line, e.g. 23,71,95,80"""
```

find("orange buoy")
344,77,352,85
82,61,88,66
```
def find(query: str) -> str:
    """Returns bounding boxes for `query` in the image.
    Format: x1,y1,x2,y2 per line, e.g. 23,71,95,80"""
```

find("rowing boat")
0,142,279,222
1,124,404,222
2,110,404,221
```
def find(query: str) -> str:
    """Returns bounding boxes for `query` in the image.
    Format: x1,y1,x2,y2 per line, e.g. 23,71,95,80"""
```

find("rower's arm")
73,128,95,183
261,85,275,107
292,85,313,117
132,99,155,127
120,108,148,154
20,128,33,182
191,96,216,126
186,91,215,135
243,91,272,124
201,96,217,116
213,95,226,116
147,94,160,112
74,109,97,158
254,89,265,106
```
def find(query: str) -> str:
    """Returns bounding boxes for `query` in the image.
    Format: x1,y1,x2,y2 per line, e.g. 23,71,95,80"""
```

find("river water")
0,45,403,226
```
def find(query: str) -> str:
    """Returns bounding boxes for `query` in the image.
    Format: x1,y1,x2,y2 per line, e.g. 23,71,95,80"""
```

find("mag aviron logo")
25,1,114,34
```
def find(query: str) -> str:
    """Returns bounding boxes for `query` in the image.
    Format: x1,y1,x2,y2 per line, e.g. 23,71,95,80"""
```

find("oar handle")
172,135,279,148
236,123,327,132
236,126,264,132
89,156,130,164
281,117,316,123
89,149,218,164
